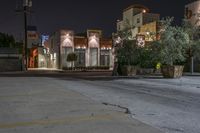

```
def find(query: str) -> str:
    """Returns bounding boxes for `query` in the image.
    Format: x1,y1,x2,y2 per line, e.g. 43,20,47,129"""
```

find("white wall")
186,0,200,26
132,13,143,27
123,8,134,23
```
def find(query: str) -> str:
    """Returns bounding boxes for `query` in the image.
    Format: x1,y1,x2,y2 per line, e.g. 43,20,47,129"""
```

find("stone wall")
0,57,22,72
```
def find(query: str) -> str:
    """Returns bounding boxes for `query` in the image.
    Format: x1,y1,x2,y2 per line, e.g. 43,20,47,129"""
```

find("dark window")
137,18,140,23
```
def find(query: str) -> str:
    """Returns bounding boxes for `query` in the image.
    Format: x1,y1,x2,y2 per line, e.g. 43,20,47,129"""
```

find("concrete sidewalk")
0,77,162,133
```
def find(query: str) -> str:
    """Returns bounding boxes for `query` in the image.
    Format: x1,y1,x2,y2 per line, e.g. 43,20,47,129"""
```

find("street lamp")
23,0,32,71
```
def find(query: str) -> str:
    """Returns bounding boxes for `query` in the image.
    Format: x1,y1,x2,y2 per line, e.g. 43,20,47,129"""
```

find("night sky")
0,0,191,39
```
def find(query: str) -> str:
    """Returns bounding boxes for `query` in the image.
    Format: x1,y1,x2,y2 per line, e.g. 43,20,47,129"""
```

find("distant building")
185,0,200,72
116,4,160,42
185,0,200,26
27,26,40,48
30,29,113,69
29,46,49,68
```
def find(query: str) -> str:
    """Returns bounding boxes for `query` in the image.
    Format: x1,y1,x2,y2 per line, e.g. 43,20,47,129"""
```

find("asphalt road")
0,76,162,133
60,76,200,133
0,71,200,133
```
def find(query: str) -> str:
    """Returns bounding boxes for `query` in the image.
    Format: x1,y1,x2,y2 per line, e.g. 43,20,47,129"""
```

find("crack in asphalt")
102,102,131,114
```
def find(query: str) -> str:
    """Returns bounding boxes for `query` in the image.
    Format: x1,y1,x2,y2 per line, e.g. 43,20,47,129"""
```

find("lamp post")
23,0,32,71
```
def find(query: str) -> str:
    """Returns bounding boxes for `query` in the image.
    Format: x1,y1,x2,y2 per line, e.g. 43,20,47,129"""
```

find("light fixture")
143,9,146,13
115,36,121,44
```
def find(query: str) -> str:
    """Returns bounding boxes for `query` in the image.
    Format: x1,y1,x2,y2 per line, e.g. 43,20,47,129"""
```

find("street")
61,76,200,133
0,73,200,133
0,75,162,133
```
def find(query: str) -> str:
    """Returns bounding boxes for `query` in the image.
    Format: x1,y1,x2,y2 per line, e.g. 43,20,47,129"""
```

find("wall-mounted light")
143,9,146,13
90,35,96,40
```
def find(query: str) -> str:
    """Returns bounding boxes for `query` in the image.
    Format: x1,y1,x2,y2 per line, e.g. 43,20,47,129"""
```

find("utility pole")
24,5,28,70
23,0,32,71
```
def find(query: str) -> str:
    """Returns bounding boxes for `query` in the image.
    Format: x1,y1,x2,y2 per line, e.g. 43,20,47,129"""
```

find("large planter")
121,65,137,76
161,65,184,78
137,68,155,75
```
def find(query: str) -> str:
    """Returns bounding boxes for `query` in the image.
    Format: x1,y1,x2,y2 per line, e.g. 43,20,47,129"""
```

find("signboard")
41,35,49,46
27,32,39,40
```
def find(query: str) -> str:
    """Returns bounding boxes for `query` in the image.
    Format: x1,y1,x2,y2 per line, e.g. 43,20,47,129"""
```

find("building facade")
47,29,113,69
185,0,200,26
185,0,200,72
116,4,160,42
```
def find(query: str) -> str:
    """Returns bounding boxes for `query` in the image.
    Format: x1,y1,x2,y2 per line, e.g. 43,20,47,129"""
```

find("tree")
153,17,189,66
67,52,77,68
116,40,140,66
114,19,155,75
0,33,15,48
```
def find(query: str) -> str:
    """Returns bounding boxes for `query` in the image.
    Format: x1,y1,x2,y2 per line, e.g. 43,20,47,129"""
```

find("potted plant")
113,19,141,76
116,40,140,76
153,18,189,78
137,43,158,75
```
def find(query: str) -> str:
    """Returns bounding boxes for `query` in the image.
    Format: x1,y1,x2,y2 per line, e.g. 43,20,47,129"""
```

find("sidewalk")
0,77,162,133
183,72,200,76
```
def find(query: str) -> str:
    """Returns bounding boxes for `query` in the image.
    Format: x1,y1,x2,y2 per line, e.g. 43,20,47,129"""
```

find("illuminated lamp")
90,35,97,40
76,46,81,49
115,36,121,44
143,9,146,13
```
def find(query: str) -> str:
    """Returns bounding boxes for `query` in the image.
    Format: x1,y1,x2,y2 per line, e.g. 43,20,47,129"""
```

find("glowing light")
115,37,122,44
89,35,99,48
91,35,96,40
143,9,146,13
76,46,81,49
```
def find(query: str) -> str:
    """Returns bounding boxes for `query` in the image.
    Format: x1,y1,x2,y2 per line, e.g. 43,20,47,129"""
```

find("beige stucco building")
116,4,160,41
185,0,200,26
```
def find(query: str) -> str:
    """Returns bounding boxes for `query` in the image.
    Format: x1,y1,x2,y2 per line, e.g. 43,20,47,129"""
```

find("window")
51,39,53,49
75,49,86,67
118,25,121,31
100,50,110,66
137,18,140,23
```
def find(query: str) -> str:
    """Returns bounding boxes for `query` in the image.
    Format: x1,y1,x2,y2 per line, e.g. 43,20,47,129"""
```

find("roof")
123,4,150,12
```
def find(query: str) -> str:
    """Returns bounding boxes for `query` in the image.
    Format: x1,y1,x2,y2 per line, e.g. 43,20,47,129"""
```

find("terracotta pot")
161,65,184,78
